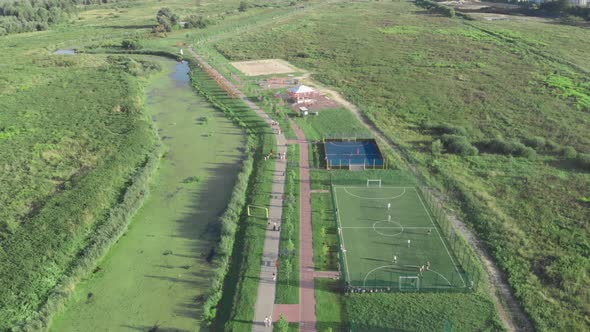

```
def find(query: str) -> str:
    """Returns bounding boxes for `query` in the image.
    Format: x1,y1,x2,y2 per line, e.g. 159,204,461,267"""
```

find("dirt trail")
307,79,534,331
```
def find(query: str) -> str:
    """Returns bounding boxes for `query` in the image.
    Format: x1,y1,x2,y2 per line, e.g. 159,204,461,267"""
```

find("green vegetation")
312,193,338,271
214,1,590,330
276,144,300,304
294,108,371,141
0,0,128,35
188,61,276,331
315,279,343,332
51,58,245,331
0,54,156,329
0,0,305,329
345,292,503,331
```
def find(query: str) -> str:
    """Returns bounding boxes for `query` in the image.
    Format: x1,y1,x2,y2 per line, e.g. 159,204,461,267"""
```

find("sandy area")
231,59,298,76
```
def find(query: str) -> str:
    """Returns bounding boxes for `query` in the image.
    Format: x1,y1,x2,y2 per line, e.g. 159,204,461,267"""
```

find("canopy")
288,85,315,94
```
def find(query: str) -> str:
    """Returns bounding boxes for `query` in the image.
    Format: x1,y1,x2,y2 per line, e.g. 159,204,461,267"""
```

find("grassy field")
293,108,371,141
334,186,467,290
214,1,590,329
315,279,344,332
50,58,245,331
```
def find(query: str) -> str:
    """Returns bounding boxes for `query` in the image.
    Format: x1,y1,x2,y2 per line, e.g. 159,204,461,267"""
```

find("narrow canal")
51,58,245,331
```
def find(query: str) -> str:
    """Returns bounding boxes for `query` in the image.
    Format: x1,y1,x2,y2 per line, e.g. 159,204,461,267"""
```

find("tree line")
0,0,123,36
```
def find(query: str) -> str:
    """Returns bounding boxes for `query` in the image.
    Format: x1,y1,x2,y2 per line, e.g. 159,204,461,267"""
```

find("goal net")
247,205,269,218
399,276,420,291
366,179,382,188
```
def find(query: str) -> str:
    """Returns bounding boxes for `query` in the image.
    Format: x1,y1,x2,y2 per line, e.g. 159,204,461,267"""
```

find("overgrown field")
0,48,156,329
214,1,590,330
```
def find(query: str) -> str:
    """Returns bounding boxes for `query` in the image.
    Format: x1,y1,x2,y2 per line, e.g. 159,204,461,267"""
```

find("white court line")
333,187,351,283
362,264,453,288
372,220,403,237
405,264,452,286
414,188,466,287
333,186,414,189
342,187,406,200
341,226,433,229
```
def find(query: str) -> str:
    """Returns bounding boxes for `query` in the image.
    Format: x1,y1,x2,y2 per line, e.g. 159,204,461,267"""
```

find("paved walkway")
187,48,287,332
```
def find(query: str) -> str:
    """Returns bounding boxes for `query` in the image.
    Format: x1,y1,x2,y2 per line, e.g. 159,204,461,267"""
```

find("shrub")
523,136,546,150
441,135,478,156
424,122,467,136
239,1,248,12
560,14,584,26
121,38,143,50
184,15,212,29
562,146,578,159
479,138,537,159
575,153,590,171
431,139,443,157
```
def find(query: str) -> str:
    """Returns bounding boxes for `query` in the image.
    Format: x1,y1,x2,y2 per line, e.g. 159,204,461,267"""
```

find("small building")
288,85,318,104
299,106,309,116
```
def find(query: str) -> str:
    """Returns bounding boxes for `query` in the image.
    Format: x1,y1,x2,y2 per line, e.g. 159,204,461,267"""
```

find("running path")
291,121,317,332
186,48,287,332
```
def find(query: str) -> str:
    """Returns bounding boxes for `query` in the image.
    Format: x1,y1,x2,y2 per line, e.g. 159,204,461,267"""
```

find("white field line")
333,186,414,189
362,264,451,287
342,187,406,200
341,226,433,229
333,187,351,283
414,188,466,287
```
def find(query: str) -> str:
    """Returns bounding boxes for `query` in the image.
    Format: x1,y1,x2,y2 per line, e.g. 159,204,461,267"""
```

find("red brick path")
292,122,317,332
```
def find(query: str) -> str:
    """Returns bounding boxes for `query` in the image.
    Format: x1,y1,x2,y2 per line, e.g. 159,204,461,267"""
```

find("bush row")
415,0,455,18
187,59,262,324
477,137,537,159
441,134,479,156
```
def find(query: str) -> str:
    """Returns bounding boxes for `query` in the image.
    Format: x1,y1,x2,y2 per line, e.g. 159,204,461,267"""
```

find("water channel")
51,57,245,331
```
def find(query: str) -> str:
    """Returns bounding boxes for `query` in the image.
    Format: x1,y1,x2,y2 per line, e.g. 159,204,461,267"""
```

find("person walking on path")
264,316,269,327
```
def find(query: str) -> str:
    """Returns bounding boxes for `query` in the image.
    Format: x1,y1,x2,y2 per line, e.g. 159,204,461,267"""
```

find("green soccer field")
332,185,468,291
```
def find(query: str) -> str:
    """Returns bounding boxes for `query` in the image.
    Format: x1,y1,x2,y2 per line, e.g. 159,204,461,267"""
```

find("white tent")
288,85,315,94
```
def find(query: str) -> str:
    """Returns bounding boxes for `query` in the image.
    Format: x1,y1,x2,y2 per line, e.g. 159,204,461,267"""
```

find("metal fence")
329,170,481,293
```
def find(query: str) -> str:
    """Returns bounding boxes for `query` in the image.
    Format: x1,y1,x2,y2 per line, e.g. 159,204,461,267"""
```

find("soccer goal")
247,205,269,218
399,276,420,291
366,179,382,188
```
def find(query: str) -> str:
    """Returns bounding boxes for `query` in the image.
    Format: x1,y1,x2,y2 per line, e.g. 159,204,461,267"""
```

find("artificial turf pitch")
333,186,467,290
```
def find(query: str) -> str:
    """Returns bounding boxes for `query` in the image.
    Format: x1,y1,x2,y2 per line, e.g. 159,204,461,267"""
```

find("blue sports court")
324,140,384,169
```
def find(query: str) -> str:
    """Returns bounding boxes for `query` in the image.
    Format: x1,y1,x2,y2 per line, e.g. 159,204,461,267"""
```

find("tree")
121,38,143,50
431,139,443,157
285,259,292,285
286,238,295,255
276,315,289,332
238,1,248,12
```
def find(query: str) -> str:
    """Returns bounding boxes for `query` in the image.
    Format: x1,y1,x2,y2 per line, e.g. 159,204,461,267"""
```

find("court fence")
329,170,481,293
